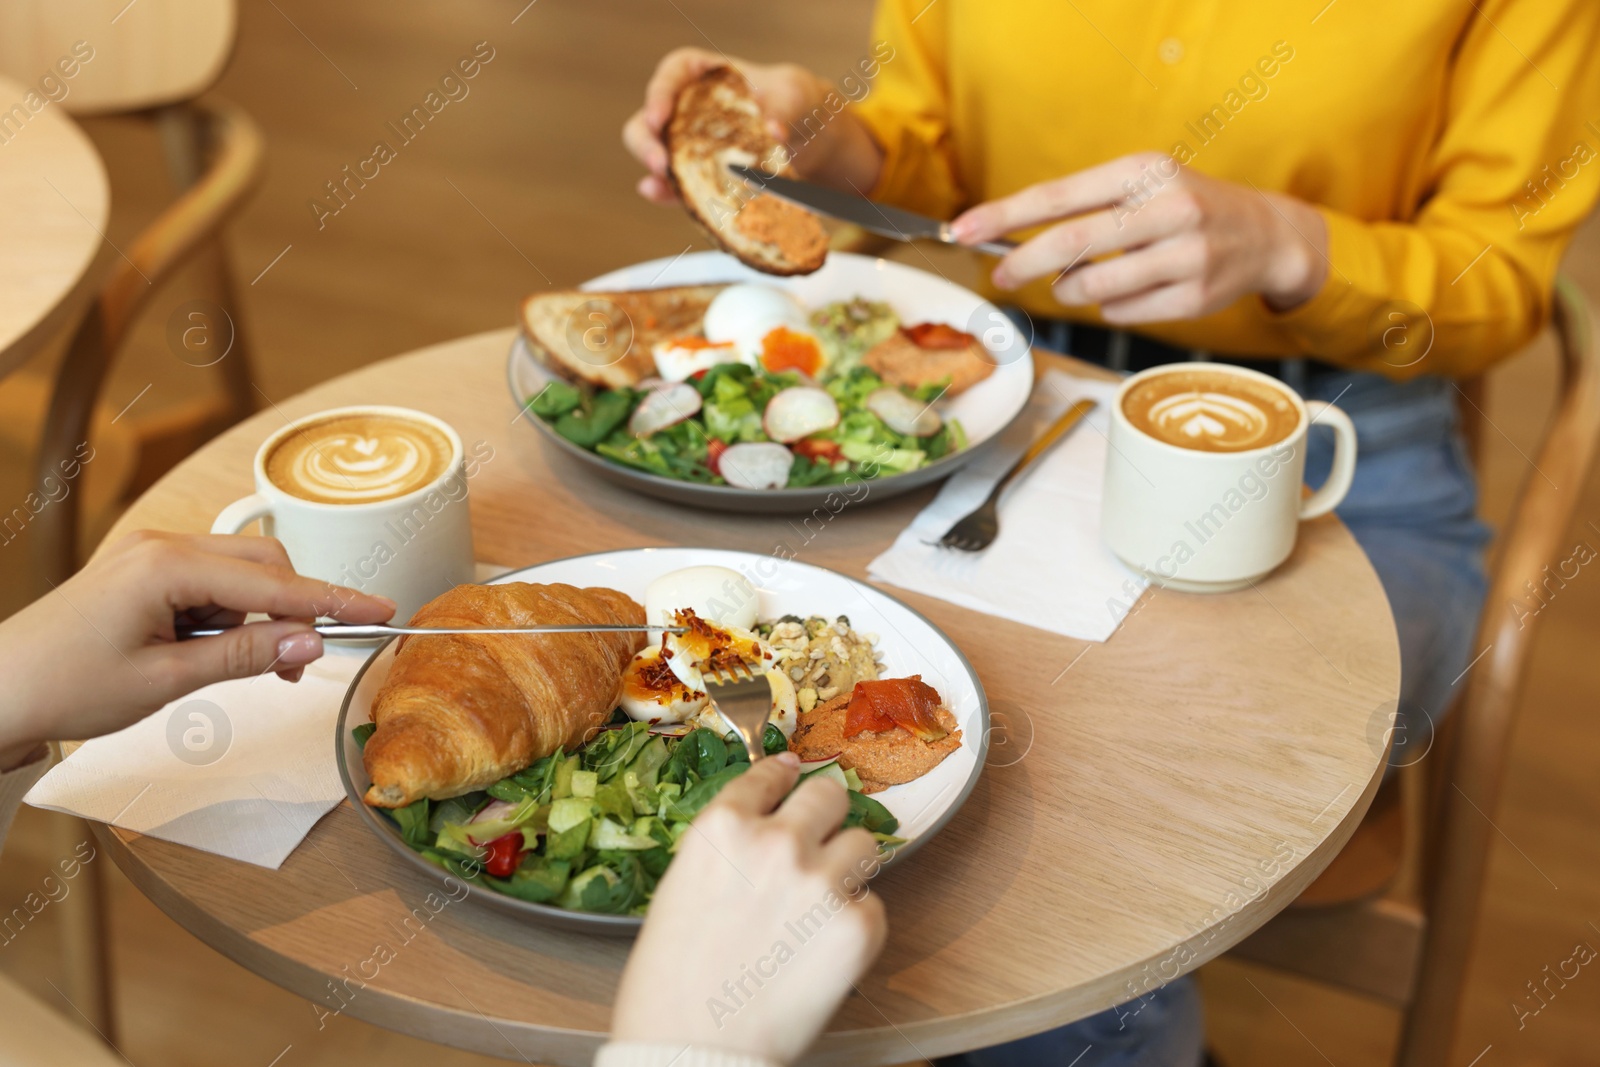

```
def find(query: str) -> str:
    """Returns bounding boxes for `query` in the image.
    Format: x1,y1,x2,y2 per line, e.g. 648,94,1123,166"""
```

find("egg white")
651,339,747,383
703,284,811,361
645,566,760,629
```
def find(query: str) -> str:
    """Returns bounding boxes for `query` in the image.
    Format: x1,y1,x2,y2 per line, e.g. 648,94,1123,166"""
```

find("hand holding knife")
727,164,1019,258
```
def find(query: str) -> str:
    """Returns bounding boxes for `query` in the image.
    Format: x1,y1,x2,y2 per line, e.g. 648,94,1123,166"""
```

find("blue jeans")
938,370,1490,1067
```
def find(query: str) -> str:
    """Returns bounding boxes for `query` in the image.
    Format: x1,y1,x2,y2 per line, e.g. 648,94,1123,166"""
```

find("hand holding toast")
624,47,882,205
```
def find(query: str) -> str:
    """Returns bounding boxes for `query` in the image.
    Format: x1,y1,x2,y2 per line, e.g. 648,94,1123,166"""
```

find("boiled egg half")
619,645,707,724
661,609,773,692
703,284,828,377
651,336,747,383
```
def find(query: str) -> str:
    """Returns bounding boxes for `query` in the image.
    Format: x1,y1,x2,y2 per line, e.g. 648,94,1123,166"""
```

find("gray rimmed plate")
506,251,1034,513
336,547,990,935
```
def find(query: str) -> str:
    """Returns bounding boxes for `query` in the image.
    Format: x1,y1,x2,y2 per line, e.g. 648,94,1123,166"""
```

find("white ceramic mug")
1101,363,1358,592
212,405,475,622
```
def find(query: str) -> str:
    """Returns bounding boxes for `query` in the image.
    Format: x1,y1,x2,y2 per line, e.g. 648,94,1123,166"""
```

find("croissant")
362,582,645,807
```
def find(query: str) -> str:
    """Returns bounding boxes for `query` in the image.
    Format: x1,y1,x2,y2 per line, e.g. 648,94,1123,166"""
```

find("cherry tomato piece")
483,832,524,878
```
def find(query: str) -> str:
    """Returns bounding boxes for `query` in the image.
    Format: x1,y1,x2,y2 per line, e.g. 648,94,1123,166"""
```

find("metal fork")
703,663,774,762
935,398,1097,552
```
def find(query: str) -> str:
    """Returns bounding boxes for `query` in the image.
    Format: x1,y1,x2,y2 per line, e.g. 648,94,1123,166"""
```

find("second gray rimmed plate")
336,546,990,936
506,251,1034,513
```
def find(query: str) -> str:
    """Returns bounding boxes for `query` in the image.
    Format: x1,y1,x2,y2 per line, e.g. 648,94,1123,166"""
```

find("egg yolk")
665,336,733,351
624,653,701,704
760,327,824,377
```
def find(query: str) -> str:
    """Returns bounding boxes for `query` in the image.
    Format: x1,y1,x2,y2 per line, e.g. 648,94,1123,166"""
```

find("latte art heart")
1122,370,1299,453
1151,393,1273,449
266,414,453,504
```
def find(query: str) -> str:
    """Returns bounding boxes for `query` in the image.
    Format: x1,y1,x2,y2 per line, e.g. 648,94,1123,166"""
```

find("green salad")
523,300,969,490
354,719,901,916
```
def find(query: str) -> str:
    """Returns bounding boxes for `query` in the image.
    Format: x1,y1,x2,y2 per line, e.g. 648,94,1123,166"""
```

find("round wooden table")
0,74,109,379
94,329,1401,1065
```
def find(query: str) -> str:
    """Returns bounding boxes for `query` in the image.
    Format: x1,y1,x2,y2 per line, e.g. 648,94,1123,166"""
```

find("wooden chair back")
1397,276,1600,1065
0,0,234,115
1228,276,1600,1065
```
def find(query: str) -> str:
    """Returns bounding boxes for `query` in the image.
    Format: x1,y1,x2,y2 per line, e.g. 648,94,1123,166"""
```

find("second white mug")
1101,362,1358,593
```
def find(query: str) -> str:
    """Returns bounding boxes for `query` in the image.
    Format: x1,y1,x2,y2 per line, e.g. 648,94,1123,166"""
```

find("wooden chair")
0,2,262,1049
0,0,262,582
0,973,132,1067
1227,275,1600,1067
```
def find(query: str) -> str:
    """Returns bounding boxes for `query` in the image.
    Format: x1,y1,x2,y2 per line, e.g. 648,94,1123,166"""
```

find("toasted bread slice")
520,284,728,389
665,67,829,276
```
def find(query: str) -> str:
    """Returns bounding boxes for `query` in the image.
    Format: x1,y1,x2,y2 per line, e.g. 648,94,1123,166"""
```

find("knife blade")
174,623,686,641
728,164,1017,257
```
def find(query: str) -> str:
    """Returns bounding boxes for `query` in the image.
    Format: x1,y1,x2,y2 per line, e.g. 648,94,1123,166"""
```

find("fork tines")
713,662,758,684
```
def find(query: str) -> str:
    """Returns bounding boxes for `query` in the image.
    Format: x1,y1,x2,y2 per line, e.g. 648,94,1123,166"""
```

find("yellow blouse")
851,0,1600,379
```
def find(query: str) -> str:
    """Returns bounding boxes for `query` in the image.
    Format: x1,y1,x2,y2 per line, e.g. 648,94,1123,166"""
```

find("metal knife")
727,164,1018,257
174,623,686,641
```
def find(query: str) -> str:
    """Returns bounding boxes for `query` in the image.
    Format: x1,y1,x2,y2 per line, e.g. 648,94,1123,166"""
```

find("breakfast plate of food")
336,547,989,933
506,251,1035,512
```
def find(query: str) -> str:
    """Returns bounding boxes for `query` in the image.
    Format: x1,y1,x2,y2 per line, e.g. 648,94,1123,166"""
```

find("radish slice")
464,799,523,843
719,442,794,490
470,799,519,825
763,387,840,443
629,382,702,436
866,388,943,437
798,753,841,770
635,376,670,392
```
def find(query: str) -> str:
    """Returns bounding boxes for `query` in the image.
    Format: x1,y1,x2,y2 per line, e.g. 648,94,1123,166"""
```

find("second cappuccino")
1121,369,1300,453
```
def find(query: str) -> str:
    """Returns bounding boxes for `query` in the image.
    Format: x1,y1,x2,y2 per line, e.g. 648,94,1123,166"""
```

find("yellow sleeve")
848,0,967,220
1272,0,1600,380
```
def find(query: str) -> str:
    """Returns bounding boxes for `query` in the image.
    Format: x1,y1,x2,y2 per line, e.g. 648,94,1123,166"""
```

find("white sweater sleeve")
594,1043,785,1067
0,748,50,852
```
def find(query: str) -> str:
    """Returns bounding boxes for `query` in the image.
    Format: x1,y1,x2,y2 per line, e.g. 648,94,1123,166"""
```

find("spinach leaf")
689,728,729,779
387,798,432,849
529,380,583,419
843,790,900,835
555,389,636,448
486,858,571,903
665,764,748,822
351,723,376,750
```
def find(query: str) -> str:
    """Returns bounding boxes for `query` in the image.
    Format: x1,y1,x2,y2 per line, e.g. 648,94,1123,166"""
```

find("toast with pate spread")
665,67,829,276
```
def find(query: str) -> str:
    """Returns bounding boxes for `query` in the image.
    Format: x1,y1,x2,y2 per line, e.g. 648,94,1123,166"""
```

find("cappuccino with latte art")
265,413,453,504
1102,362,1359,593
213,405,475,621
1121,370,1299,453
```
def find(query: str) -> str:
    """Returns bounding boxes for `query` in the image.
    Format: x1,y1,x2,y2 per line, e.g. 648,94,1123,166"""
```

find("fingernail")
992,267,1014,290
949,215,977,242
277,631,323,667
371,594,398,611
278,667,305,684
773,751,799,767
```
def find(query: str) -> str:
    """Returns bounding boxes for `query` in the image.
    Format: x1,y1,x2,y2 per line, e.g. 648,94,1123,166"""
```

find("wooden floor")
2,1,1598,1063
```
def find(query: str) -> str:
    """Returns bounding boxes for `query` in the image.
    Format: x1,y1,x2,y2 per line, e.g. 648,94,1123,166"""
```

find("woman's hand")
611,752,887,1065
622,47,883,204
0,531,395,769
951,153,1329,322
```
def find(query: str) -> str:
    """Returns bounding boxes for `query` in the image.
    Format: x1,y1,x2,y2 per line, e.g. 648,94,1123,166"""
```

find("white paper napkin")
868,370,1146,642
26,563,512,868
